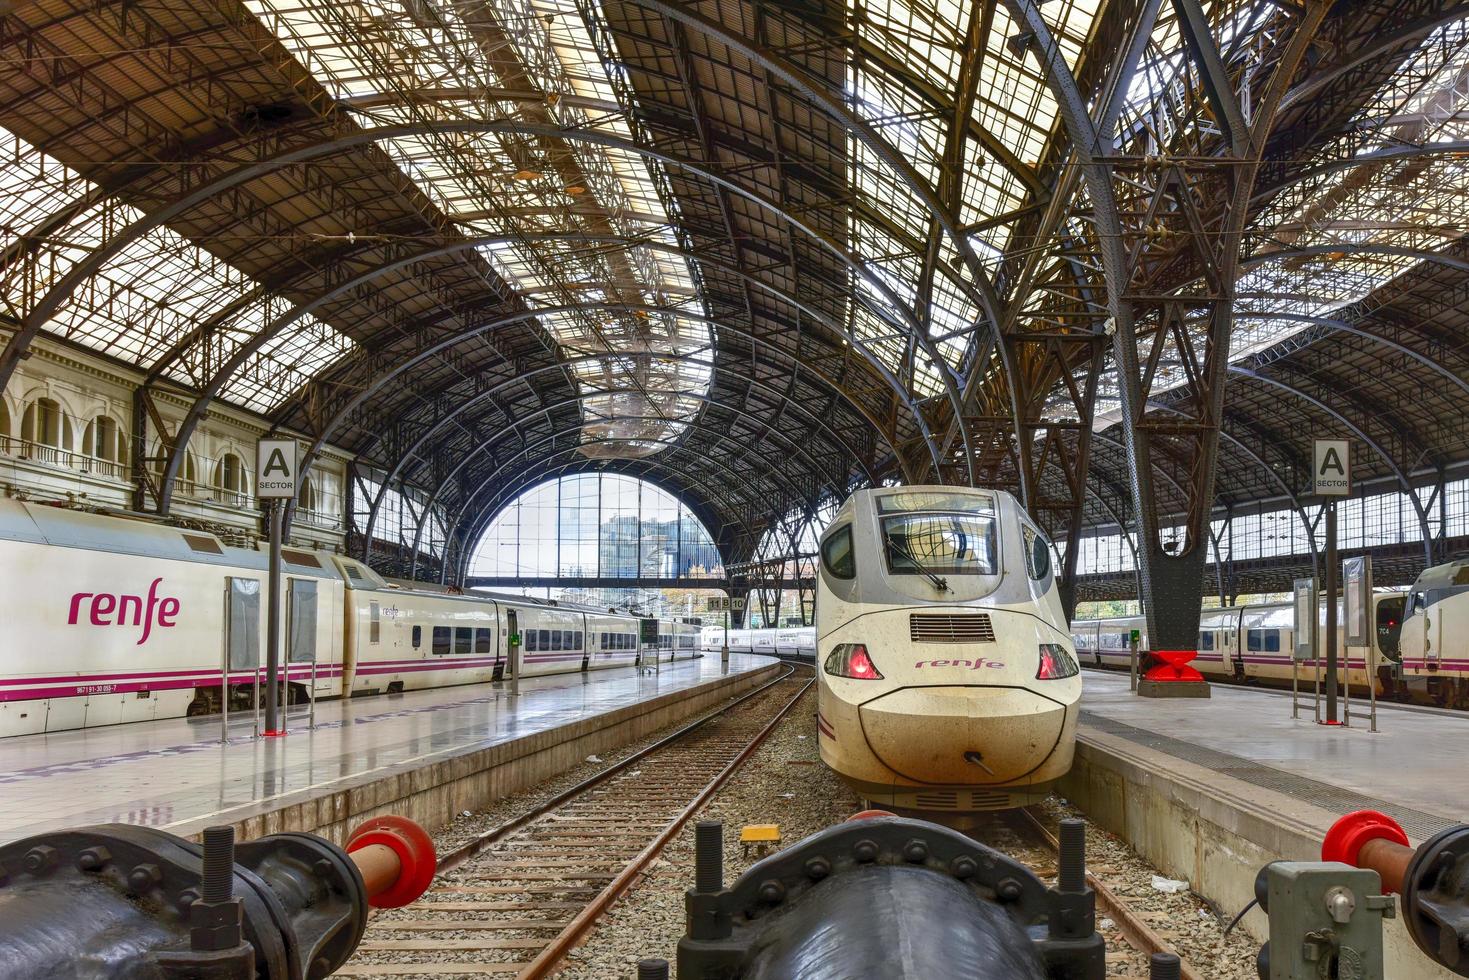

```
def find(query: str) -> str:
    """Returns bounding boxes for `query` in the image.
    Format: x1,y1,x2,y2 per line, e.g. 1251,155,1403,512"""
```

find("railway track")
334,664,812,979
1006,807,1200,980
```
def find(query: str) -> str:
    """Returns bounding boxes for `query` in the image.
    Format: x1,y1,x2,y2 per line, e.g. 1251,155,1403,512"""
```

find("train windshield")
881,513,997,577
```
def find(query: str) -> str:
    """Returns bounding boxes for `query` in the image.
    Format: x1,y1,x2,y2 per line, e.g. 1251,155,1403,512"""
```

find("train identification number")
68,577,181,645
913,658,1006,670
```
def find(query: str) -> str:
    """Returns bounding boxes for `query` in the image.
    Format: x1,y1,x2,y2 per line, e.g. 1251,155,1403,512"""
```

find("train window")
475,628,492,654
369,602,381,644
433,626,451,655
882,513,997,576
1247,629,1281,652
455,627,472,655
1246,629,1261,652
412,625,422,649
1265,631,1280,653
548,630,560,651
574,631,583,650
1022,525,1051,581
1199,632,1214,651
821,525,855,580
564,630,574,650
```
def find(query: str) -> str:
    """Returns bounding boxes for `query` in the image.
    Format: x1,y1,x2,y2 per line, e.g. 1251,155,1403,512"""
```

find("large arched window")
215,452,248,501
469,474,724,616
21,397,72,461
299,474,317,513
83,415,127,475
0,400,10,448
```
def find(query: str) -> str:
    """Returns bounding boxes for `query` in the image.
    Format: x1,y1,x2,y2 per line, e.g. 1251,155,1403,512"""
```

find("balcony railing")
0,436,128,480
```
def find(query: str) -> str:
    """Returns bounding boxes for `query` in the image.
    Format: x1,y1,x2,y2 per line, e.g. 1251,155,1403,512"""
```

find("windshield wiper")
888,539,949,591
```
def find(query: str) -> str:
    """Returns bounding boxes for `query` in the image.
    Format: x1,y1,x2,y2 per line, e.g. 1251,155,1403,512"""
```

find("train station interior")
0,0,1468,977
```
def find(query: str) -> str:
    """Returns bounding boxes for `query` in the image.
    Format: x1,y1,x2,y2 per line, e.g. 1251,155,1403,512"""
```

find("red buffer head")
346,814,438,909
1321,809,1410,869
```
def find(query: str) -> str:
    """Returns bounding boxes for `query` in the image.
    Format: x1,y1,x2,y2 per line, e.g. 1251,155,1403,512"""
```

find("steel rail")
1014,806,1204,980
435,661,799,875
520,669,815,979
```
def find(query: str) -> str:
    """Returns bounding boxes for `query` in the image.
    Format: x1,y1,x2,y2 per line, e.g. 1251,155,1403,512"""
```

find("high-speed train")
0,499,697,738
1071,591,1409,696
698,625,816,659
815,486,1081,816
1397,557,1469,706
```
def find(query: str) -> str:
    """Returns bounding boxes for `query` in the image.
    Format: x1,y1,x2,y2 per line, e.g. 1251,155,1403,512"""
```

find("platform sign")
1343,556,1372,648
1293,577,1316,662
704,597,748,612
256,439,298,499
1312,439,1351,497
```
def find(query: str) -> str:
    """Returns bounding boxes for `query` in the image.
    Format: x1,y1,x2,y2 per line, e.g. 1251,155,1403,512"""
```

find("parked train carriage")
671,620,699,660
774,627,817,658
1072,592,1407,694
1397,559,1469,705
586,610,640,669
0,498,344,738
340,562,503,695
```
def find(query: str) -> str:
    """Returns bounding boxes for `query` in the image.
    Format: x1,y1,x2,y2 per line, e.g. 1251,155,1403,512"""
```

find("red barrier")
1144,649,1205,683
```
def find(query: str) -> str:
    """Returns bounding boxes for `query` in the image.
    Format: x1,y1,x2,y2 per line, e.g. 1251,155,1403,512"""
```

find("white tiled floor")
0,654,775,844
1081,670,1465,821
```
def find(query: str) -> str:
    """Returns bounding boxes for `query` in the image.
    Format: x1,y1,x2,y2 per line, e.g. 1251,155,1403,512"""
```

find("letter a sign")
1313,439,1351,497
256,439,298,499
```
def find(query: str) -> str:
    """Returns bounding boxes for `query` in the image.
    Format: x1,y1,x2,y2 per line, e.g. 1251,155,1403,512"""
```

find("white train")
0,499,698,738
815,486,1081,816
698,625,816,659
1071,592,1408,697
1397,557,1469,706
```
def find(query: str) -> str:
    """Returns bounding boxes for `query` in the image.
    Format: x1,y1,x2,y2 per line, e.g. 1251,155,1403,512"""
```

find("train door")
226,577,261,711
288,579,319,703
504,609,518,684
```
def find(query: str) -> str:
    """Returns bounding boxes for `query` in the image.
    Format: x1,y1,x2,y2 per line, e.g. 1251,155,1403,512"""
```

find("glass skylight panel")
246,0,706,459
0,123,357,411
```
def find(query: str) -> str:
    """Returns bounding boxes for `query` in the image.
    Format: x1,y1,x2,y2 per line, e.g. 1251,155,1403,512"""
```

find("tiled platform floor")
0,654,775,845
1080,669,1463,833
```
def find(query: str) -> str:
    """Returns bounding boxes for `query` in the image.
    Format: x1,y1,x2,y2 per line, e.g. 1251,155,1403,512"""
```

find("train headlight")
1036,643,1080,680
824,643,883,680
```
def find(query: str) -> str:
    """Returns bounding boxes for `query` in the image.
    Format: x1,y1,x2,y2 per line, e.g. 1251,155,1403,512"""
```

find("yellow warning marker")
739,824,782,857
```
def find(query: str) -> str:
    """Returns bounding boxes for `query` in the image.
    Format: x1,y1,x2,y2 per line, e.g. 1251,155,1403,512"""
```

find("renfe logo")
914,658,1005,670
68,578,181,645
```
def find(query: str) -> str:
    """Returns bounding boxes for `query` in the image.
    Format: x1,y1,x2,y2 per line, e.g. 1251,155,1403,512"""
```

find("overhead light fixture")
564,184,587,195
512,168,542,181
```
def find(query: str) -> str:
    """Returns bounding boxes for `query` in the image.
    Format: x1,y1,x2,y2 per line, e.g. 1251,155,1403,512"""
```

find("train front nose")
858,686,1069,784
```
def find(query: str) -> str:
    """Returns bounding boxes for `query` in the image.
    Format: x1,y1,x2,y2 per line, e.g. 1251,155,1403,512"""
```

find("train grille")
913,789,1014,810
909,613,995,643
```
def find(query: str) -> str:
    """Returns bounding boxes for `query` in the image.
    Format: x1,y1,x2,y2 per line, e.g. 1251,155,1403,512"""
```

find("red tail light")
1037,643,1079,680
825,643,883,679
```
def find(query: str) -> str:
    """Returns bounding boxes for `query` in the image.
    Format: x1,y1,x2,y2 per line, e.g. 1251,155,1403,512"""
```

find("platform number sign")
704,597,747,612
1312,439,1351,497
256,439,298,499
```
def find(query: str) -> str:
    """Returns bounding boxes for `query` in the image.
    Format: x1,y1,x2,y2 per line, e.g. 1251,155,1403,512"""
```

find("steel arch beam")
363,382,853,555
360,352,875,546
1253,140,1469,201
1229,366,1433,565
1233,311,1469,399
427,419,815,581
444,453,755,584
1279,7,1469,111
1243,243,1469,276
0,123,976,482
426,406,819,546
279,301,903,534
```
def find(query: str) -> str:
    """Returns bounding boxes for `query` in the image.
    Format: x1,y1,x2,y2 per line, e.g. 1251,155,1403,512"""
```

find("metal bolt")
950,855,977,879
853,839,879,863
128,863,162,893
997,877,1023,902
902,839,928,863
694,821,723,893
23,845,58,876
1150,952,1181,980
758,879,786,904
201,825,235,904
176,888,201,915
804,856,831,880
77,846,111,872
1059,818,1086,893
637,959,670,980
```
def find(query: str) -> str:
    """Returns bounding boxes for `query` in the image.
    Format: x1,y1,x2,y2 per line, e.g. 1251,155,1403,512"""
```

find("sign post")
1292,577,1317,720
1313,439,1351,726
256,439,298,738
1129,629,1140,692
706,596,747,669
1344,555,1375,732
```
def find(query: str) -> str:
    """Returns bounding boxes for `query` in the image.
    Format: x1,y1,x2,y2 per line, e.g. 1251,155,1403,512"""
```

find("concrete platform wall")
173,664,781,846
1062,731,1456,979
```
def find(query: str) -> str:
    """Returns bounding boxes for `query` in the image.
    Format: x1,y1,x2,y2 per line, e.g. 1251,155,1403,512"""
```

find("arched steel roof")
0,0,1464,587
